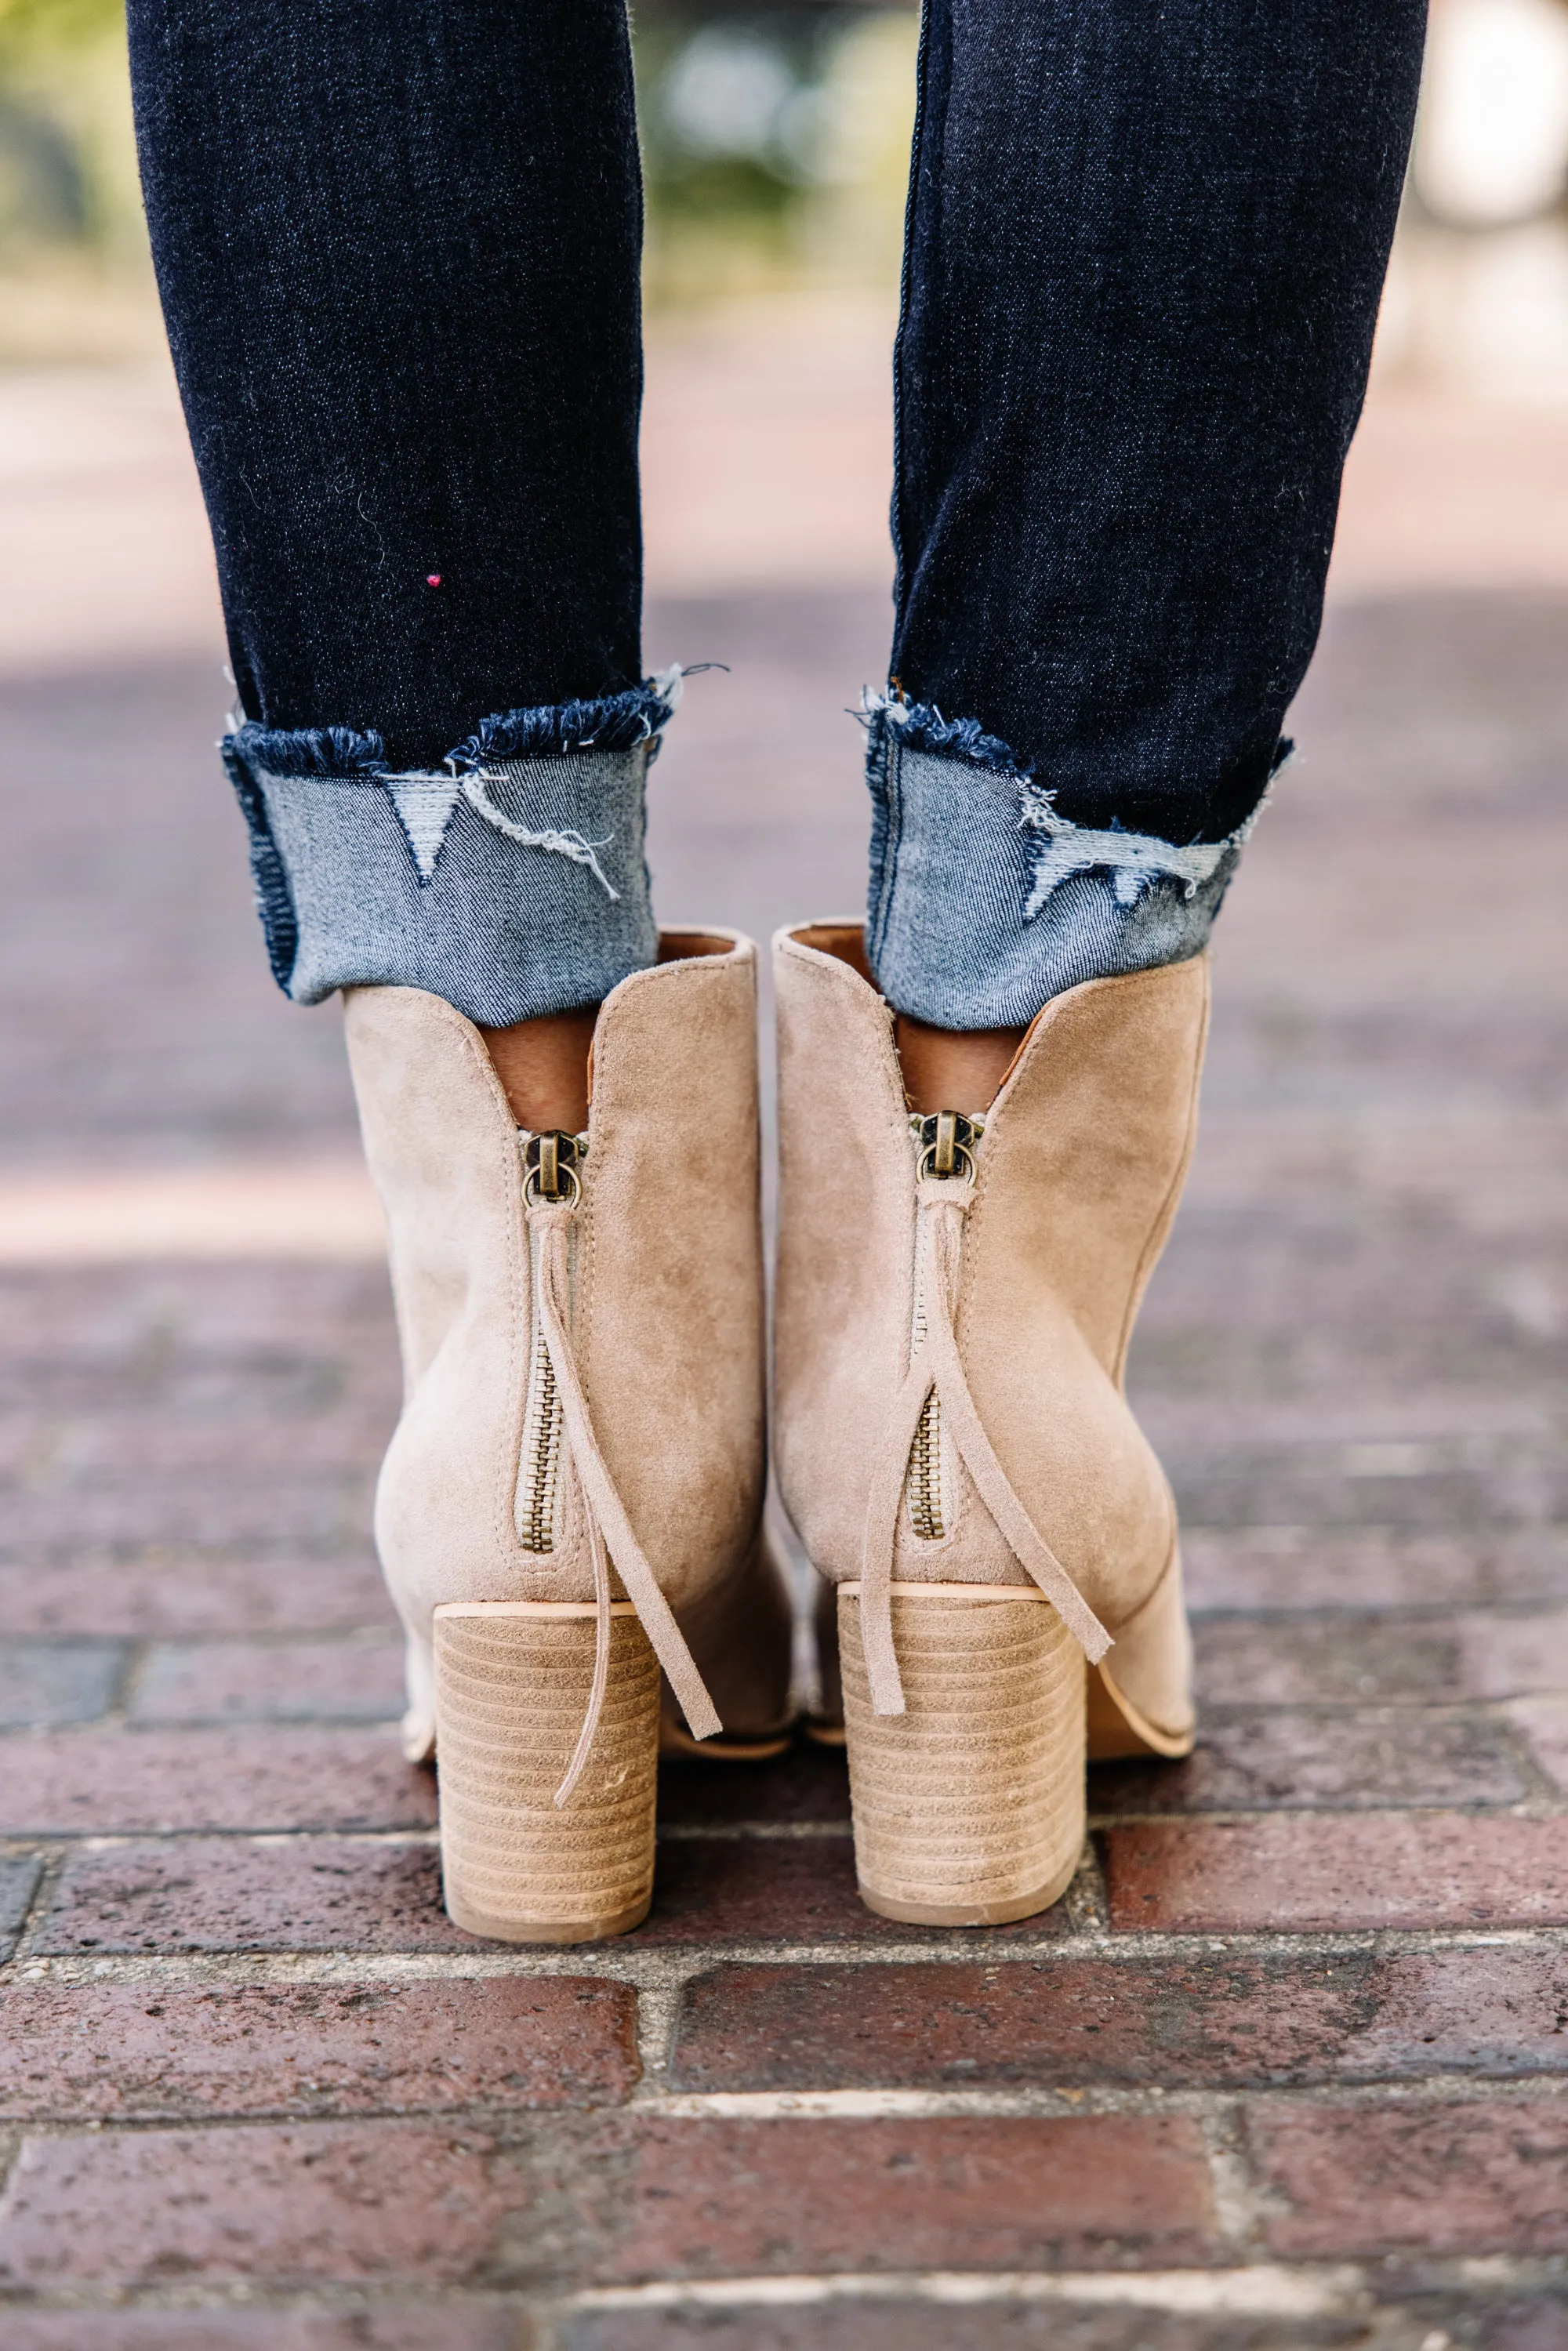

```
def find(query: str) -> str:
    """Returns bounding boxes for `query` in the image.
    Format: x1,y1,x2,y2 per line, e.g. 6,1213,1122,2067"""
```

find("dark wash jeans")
129,0,1425,1029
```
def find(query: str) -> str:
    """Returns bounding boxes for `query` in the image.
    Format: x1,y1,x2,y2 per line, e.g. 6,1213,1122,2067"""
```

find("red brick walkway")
2,588,1568,2346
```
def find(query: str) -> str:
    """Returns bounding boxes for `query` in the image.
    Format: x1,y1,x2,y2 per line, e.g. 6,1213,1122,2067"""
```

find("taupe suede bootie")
346,930,794,1943
773,922,1206,1926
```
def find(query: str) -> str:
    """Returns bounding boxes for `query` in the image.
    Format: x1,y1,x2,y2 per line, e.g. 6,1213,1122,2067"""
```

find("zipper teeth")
902,1111,983,1544
518,1323,561,1554
906,1165,945,1543
514,1127,583,1556
908,1392,945,1541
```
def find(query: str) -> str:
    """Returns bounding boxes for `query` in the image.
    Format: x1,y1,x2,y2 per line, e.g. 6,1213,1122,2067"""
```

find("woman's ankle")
479,1007,598,1130
894,1014,1026,1115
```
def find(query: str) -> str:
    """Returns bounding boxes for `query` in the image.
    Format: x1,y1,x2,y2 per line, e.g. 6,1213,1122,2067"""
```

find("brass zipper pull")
521,1129,587,1206
911,1110,984,1183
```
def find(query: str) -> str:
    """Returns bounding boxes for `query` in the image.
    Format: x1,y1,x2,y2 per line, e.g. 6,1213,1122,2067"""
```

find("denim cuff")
223,681,678,1025
864,698,1274,1029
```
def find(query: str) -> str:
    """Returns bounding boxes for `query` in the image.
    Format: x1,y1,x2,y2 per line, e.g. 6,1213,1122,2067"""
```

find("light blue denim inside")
867,734,1248,1029
252,743,656,1025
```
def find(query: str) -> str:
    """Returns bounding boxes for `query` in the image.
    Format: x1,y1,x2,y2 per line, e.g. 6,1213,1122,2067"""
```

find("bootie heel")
434,1601,661,1943
838,1582,1085,1925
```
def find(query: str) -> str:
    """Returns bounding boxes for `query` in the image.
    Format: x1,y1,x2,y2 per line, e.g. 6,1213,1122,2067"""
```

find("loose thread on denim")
1017,742,1290,915
1018,780,1261,914
459,771,619,900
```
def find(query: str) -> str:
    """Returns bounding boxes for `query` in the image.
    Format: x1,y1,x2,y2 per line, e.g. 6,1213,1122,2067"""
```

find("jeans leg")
867,0,1427,1029
129,0,659,1024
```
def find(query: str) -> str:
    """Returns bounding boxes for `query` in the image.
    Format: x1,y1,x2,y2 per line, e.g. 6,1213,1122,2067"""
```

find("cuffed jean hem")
863,697,1278,1029
223,680,678,1027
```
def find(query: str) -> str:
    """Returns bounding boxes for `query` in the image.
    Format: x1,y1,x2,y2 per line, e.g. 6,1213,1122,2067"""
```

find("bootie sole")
837,1581,1087,1928
433,1600,659,1944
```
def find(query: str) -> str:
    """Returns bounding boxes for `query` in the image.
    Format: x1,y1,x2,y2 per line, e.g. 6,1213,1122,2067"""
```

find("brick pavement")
5,552,1568,2335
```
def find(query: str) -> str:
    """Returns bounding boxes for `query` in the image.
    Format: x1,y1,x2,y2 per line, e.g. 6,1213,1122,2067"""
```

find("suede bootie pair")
347,923,1207,1943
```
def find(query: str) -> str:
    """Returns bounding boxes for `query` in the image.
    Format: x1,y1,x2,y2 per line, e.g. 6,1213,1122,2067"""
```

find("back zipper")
905,1110,983,1543
514,1129,586,1553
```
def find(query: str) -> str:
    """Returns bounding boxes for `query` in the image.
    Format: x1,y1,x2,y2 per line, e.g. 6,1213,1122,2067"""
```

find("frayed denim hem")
225,673,682,1027
862,691,1283,1029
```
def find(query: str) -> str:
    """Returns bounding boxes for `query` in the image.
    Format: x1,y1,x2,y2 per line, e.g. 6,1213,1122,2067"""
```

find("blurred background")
3,0,1568,1214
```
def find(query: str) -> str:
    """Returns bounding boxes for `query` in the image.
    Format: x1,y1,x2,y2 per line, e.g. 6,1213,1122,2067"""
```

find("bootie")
773,922,1205,1926
346,930,794,1943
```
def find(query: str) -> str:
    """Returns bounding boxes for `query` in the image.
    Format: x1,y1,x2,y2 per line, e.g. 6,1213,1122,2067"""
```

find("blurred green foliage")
0,0,139,258
0,0,124,53
636,5,916,305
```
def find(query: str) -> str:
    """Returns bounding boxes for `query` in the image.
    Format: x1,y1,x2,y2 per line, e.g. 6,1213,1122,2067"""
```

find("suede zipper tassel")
526,1196,723,1801
858,1169,1113,1717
